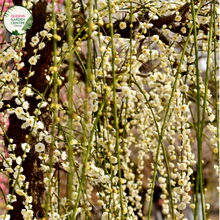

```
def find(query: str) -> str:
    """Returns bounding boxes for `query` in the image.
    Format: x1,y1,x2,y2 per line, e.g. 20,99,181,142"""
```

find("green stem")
199,1,214,220
190,0,208,219
65,0,74,212
212,0,219,154
107,0,124,218
45,0,58,215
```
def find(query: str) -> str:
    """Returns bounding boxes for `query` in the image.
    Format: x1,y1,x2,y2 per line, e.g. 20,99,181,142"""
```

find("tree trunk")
6,1,54,218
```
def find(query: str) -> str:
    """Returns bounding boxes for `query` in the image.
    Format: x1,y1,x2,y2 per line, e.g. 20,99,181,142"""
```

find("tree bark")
6,1,54,218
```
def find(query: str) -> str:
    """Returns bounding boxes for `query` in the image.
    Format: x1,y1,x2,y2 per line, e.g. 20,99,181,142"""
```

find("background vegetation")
0,0,219,219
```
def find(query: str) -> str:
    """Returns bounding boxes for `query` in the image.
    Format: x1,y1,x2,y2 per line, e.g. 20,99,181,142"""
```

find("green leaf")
22,15,33,31
4,7,15,17
12,30,19,35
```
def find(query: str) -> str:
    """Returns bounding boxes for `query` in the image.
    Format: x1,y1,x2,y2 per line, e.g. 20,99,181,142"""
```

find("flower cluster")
0,0,219,219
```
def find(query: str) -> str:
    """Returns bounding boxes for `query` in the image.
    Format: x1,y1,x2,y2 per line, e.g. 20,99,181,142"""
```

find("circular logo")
3,6,33,35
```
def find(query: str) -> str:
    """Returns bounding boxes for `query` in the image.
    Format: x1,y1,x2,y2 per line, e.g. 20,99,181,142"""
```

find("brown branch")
99,2,191,41
0,161,3,170
7,0,59,219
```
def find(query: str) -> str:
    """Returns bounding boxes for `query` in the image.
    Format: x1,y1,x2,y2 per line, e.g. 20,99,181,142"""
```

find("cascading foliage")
0,0,219,219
